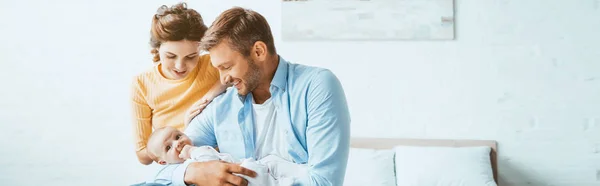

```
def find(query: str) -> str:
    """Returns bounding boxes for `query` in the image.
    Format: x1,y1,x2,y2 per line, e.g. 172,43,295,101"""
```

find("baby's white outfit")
186,146,293,186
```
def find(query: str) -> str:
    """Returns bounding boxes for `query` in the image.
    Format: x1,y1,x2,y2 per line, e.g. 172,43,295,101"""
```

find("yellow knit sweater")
130,54,219,152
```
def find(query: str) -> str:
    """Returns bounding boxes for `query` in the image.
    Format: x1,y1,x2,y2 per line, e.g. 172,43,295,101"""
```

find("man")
150,7,351,186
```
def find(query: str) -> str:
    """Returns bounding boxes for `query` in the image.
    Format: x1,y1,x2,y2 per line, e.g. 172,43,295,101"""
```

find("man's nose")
221,74,231,85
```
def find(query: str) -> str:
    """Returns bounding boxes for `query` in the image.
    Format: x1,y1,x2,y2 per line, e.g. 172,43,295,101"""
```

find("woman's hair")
150,2,208,62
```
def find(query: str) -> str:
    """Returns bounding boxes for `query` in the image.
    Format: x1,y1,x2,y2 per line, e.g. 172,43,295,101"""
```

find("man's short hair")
200,7,276,56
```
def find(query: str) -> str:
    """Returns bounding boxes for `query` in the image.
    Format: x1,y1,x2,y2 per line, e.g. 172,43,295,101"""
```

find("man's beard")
238,58,261,96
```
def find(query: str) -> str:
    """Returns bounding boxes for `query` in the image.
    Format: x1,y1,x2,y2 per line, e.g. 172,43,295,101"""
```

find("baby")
146,126,292,186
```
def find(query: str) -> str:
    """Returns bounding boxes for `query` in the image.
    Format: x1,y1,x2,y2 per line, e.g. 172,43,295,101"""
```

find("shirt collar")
237,55,289,102
270,55,289,92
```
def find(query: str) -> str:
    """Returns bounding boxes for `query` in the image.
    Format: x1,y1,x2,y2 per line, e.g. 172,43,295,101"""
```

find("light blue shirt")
150,56,351,186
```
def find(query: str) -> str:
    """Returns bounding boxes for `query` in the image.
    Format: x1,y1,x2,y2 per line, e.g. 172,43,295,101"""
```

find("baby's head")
146,126,192,165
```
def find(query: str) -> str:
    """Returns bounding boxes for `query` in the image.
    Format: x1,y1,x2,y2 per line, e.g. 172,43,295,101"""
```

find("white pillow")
394,146,497,186
343,148,396,186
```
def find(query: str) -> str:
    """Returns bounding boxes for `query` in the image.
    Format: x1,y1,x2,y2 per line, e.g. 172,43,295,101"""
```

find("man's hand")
184,98,212,126
184,160,257,186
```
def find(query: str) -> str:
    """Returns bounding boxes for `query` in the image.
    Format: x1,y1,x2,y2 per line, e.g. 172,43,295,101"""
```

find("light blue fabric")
150,56,351,186
131,183,169,186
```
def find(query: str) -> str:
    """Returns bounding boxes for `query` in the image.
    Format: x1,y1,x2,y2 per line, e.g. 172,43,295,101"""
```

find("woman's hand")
184,81,227,126
184,98,212,126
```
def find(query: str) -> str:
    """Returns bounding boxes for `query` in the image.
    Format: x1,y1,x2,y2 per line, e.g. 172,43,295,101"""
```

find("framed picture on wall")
282,0,455,41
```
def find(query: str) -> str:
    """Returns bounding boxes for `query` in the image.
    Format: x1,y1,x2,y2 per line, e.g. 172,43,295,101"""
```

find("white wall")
0,0,599,185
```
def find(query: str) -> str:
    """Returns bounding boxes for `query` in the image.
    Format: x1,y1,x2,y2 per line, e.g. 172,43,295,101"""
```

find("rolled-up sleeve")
149,162,190,186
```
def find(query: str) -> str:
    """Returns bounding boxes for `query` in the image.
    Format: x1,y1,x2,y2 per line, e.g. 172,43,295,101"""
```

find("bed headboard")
350,138,498,183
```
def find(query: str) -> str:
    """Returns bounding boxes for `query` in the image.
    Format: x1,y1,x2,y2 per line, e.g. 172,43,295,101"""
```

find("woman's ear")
159,160,167,165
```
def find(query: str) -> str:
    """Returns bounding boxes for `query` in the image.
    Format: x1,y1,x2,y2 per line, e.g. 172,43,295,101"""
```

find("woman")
131,2,226,165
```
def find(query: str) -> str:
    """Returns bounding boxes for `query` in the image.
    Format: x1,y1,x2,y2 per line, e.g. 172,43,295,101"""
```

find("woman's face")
157,40,200,80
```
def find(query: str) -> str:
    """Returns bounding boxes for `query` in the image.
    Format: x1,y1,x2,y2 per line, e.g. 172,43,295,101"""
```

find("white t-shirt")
252,97,291,161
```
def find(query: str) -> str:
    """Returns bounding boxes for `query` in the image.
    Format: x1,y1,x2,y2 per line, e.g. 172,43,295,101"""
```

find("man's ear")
158,160,167,165
252,41,268,62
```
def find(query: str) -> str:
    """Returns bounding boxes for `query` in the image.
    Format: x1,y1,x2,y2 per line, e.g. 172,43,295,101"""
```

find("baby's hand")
179,145,196,159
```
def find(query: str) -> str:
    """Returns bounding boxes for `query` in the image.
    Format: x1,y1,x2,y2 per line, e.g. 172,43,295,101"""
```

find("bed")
347,138,498,186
